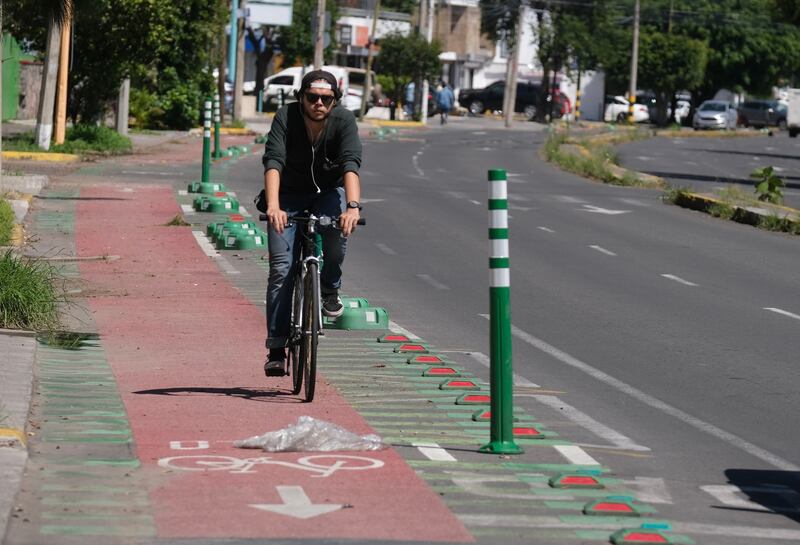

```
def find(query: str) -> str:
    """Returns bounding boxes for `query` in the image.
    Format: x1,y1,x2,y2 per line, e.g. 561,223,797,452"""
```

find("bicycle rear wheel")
290,271,303,395
300,261,320,402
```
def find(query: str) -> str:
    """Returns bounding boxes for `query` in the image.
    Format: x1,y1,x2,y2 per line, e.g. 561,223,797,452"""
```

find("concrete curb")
0,332,36,541
2,175,48,247
670,190,800,231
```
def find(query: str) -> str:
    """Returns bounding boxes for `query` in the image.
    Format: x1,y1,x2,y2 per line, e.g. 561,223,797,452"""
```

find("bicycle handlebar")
258,213,366,227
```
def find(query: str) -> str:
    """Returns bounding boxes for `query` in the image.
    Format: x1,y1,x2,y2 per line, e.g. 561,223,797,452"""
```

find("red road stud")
228,214,245,222
583,499,639,517
439,379,480,391
610,529,671,544
214,191,227,197
407,355,443,365
456,393,491,405
548,473,605,489
423,367,460,377
378,334,411,343
394,343,429,353
472,409,492,421
513,426,544,438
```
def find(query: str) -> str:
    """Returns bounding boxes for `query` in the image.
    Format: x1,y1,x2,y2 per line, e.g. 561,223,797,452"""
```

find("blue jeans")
266,188,347,349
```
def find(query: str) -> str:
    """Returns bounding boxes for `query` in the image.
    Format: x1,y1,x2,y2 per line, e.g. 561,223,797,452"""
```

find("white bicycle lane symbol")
158,454,385,478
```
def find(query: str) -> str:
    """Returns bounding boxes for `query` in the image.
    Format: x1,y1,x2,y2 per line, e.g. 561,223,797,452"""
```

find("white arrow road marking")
537,226,555,233
251,486,343,519
581,204,631,215
764,307,800,321
661,274,698,287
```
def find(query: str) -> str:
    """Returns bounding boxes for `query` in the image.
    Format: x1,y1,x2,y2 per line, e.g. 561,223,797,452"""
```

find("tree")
638,32,707,124
276,0,339,67
373,32,441,119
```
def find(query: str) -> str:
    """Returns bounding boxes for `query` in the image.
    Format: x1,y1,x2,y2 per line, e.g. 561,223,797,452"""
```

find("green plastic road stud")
609,528,671,545
455,393,491,405
342,297,370,309
480,168,522,455
234,231,266,250
423,366,461,378
377,333,411,343
254,135,267,144
201,98,212,184
439,379,480,391
407,354,444,365
323,307,390,330
393,343,429,354
213,93,222,159
583,498,641,517
548,473,605,489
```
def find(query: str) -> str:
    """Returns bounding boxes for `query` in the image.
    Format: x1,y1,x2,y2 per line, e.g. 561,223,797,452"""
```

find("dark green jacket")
262,102,362,194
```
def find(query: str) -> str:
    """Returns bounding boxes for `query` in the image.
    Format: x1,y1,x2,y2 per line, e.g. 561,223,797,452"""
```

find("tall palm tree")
35,0,73,150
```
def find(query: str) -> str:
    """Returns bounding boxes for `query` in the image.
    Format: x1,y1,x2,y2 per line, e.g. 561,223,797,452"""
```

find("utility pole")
420,0,434,124
627,0,640,125
503,6,522,128
359,0,381,120
314,0,326,68
54,11,72,145
116,78,130,136
233,0,246,121
36,23,61,150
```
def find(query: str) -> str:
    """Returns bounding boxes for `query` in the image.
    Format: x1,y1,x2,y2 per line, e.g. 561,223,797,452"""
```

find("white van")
263,65,376,114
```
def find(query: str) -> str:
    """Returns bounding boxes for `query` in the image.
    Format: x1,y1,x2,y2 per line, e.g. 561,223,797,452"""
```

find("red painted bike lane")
75,184,473,542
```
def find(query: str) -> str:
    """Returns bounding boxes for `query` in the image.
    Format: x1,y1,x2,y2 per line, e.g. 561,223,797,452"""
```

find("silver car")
693,100,738,130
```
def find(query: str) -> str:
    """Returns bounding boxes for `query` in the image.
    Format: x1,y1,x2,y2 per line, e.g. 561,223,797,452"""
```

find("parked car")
603,95,649,123
458,81,537,119
692,100,738,130
737,99,787,129
262,65,375,114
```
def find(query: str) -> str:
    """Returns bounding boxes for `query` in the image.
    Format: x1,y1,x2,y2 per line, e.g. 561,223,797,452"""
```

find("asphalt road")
222,117,800,543
616,130,800,209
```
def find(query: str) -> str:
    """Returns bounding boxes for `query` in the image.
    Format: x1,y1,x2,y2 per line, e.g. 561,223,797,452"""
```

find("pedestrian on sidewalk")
261,70,363,376
436,81,455,125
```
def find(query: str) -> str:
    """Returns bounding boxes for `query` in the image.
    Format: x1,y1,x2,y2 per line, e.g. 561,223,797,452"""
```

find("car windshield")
699,102,726,112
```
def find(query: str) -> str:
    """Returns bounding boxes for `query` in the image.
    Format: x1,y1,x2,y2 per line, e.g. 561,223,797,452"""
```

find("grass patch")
543,129,660,187
37,331,99,350
0,199,14,245
226,119,246,129
3,124,132,156
0,249,64,331
164,214,190,226
758,214,800,234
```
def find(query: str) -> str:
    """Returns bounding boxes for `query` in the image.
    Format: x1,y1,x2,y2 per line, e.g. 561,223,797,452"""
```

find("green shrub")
751,166,784,204
708,202,735,219
0,250,63,331
0,200,14,245
2,125,132,155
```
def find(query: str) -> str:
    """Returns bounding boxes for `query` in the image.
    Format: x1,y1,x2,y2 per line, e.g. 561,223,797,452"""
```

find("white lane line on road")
553,445,600,466
412,153,424,177
589,245,617,256
192,231,239,275
468,200,481,205
180,204,195,215
239,205,251,217
538,226,555,233
764,307,800,321
661,274,699,287
412,442,457,462
466,350,540,387
529,394,649,452
376,243,397,255
617,198,650,207
504,321,800,471
387,321,421,340
554,195,587,204
416,274,450,290
178,190,188,196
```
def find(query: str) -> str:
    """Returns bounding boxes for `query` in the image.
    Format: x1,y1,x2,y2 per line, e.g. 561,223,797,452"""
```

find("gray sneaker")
322,291,344,318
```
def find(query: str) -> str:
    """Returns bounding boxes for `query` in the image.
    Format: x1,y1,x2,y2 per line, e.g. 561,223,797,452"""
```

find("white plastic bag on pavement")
233,416,386,452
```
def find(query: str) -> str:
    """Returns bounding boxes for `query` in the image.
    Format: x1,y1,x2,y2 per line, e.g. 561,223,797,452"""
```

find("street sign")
248,0,293,27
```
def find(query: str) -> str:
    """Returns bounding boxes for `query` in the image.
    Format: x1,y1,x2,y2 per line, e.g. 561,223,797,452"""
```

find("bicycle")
260,212,365,402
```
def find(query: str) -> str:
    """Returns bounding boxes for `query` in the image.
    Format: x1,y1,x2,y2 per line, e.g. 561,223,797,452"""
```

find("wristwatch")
346,201,362,210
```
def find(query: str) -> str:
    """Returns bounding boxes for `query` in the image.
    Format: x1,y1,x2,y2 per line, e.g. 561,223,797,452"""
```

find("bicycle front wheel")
290,271,303,395
301,261,320,402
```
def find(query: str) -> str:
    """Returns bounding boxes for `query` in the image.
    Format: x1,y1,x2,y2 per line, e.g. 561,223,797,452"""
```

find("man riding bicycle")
261,69,363,376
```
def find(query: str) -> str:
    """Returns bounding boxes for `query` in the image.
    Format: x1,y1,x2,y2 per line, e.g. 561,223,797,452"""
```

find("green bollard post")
213,93,222,159
480,168,523,455
201,98,212,184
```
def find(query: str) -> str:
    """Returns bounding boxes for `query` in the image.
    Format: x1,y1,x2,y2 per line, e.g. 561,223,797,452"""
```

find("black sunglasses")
304,92,335,106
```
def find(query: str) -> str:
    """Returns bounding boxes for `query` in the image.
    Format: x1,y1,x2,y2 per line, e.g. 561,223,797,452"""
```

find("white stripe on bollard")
489,182,507,200
491,239,509,258
489,210,508,229
490,268,510,287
